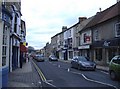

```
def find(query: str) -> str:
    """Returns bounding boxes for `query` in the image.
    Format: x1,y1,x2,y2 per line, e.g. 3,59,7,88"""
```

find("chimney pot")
78,17,87,23
62,26,67,32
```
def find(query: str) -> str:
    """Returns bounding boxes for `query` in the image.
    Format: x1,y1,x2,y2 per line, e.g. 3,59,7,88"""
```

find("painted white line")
46,80,53,82
38,81,41,84
44,81,57,87
58,65,61,68
70,71,117,89
100,71,109,75
67,68,70,72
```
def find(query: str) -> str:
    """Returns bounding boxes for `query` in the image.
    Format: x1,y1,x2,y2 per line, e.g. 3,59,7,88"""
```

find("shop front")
78,45,91,57
92,38,120,65
20,42,28,63
1,5,12,87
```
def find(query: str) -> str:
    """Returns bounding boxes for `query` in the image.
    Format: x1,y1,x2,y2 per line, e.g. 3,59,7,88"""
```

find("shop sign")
81,30,92,45
78,45,90,49
103,41,110,47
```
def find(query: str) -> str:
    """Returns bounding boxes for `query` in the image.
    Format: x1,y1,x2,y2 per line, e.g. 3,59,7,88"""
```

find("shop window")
69,51,73,59
2,25,7,66
115,22,120,37
108,48,117,62
95,49,102,61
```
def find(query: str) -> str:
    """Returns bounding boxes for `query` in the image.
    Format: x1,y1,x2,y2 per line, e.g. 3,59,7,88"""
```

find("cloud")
21,0,116,49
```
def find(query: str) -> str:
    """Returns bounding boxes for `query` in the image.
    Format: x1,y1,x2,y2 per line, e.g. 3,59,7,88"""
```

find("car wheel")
71,63,73,68
93,66,96,71
110,71,116,80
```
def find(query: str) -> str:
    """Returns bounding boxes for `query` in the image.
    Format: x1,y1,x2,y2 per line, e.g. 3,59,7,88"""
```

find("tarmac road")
33,59,120,89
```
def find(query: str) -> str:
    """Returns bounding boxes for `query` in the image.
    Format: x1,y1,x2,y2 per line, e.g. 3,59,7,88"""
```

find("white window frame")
115,22,120,37
2,25,8,67
94,30,99,41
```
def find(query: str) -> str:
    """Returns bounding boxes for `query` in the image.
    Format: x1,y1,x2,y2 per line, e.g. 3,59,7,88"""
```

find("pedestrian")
20,52,23,68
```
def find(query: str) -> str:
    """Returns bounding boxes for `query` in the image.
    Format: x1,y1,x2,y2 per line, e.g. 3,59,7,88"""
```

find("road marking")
70,71,118,89
44,81,57,87
32,60,57,87
38,81,41,84
32,61,46,81
58,65,61,68
46,80,53,82
67,68,70,72
100,71,109,75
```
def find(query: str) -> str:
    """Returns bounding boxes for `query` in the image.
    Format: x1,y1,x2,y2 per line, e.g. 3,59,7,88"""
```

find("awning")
20,44,27,52
92,38,120,48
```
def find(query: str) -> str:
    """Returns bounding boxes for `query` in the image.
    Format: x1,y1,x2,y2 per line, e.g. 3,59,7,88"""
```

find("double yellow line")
32,61,46,81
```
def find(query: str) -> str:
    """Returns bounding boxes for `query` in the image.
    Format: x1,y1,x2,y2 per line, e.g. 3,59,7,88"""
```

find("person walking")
20,52,23,68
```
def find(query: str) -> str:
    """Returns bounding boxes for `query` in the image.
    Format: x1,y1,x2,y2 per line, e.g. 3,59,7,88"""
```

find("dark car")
109,55,120,80
34,55,44,62
71,56,96,70
49,55,58,61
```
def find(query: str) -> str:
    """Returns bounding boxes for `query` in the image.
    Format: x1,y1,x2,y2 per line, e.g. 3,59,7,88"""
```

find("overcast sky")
21,0,116,49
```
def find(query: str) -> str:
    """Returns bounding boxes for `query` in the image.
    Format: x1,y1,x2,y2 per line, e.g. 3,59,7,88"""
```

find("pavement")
7,58,109,88
8,59,42,88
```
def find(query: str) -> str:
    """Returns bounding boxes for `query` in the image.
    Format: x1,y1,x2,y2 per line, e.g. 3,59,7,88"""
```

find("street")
32,58,120,89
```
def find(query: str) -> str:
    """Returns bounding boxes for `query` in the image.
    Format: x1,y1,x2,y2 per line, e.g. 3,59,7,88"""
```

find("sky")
21,0,117,49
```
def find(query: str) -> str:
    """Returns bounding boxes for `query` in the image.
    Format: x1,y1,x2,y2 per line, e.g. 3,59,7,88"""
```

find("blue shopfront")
1,4,12,88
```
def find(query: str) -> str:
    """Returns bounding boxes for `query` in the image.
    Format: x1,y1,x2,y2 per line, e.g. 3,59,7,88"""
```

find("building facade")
0,0,27,87
50,2,120,66
1,3,12,87
91,2,120,65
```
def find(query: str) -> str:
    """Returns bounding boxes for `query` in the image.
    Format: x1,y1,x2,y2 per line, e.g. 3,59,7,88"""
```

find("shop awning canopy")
20,44,27,52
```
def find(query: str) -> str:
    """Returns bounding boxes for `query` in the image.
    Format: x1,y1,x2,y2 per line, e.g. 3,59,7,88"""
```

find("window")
2,25,8,66
95,48,102,61
112,56,120,64
115,22,120,37
94,30,99,41
14,16,17,33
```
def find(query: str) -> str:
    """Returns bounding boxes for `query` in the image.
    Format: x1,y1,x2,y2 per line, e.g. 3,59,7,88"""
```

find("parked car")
49,55,58,61
71,56,96,71
109,55,120,80
34,55,44,62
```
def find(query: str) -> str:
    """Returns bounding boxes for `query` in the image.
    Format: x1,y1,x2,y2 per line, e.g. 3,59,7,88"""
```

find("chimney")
99,8,102,12
78,17,87,23
62,26,67,32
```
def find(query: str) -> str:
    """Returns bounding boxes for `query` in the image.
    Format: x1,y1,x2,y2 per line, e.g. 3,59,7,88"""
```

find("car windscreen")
51,55,56,58
78,56,89,61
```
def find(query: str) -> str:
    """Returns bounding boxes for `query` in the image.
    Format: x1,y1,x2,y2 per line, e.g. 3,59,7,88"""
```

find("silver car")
71,56,96,71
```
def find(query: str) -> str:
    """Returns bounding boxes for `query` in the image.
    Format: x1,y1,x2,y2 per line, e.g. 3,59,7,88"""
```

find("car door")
74,58,78,68
71,57,77,68
115,56,120,74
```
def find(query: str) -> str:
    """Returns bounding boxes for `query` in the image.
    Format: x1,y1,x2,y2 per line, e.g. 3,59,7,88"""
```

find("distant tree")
28,46,35,53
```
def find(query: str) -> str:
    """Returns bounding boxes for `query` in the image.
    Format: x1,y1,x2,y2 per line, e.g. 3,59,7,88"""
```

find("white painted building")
9,4,22,71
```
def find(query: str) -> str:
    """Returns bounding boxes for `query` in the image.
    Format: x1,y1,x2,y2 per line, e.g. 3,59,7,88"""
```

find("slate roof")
84,2,120,29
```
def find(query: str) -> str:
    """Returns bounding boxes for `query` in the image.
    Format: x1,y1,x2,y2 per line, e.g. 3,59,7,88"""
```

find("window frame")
94,30,99,41
115,22,120,37
2,24,8,67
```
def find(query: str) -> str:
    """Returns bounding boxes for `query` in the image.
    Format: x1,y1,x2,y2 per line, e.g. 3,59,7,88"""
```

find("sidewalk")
8,59,41,88
58,59,109,72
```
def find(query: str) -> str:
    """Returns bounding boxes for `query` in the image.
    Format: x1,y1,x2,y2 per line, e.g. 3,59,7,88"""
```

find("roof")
84,2,120,29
